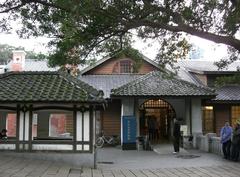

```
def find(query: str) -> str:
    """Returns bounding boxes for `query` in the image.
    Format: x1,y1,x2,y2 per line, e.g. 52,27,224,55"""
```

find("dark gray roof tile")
0,71,104,103
111,71,215,97
214,85,240,101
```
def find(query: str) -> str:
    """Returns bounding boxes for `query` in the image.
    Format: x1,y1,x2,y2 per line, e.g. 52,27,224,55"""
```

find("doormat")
97,161,114,164
176,154,201,159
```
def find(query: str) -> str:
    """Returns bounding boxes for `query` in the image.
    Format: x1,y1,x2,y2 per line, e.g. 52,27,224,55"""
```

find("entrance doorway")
139,99,176,144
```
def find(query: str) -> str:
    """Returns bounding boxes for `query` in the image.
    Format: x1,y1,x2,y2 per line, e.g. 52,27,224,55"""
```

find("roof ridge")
111,71,157,94
172,74,215,92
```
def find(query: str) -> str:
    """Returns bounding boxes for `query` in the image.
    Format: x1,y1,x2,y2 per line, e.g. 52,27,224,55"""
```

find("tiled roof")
176,60,240,72
24,59,58,71
0,71,104,103
213,85,240,101
79,74,143,98
111,71,215,97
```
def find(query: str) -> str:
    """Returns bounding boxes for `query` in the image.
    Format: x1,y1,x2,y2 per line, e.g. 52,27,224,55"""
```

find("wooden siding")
214,104,230,136
192,73,208,86
84,57,158,75
102,100,121,136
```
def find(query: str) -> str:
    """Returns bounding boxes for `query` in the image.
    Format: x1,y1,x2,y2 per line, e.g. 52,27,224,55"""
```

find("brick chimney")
10,50,26,71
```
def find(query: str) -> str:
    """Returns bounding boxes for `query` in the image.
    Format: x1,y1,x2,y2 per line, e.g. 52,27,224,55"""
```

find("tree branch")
138,20,240,51
0,2,26,13
0,0,69,14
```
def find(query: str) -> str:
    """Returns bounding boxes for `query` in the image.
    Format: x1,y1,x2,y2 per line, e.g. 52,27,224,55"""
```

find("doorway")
139,99,176,144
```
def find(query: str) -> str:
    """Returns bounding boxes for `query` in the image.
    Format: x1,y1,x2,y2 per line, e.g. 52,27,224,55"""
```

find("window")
202,106,214,134
120,60,132,73
32,111,73,140
0,112,16,138
6,113,16,137
231,106,240,126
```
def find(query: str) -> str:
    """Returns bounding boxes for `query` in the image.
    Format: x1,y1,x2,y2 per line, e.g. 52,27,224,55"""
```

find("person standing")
173,118,181,154
231,119,240,162
220,121,232,159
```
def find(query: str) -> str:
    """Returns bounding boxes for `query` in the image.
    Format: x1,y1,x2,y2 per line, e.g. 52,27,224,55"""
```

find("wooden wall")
214,104,231,136
102,99,121,136
84,57,158,75
192,73,208,86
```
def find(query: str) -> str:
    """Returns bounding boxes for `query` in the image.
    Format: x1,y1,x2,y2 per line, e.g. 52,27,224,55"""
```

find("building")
2,50,240,152
176,60,240,135
79,55,216,149
0,71,104,166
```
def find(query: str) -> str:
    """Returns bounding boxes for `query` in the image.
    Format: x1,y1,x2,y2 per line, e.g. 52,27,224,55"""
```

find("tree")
0,43,47,63
215,73,240,87
0,0,240,68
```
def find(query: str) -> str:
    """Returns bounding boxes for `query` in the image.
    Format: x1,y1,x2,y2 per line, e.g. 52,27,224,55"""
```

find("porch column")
185,98,191,135
18,108,30,151
121,98,136,150
191,98,203,148
76,108,91,152
191,98,202,133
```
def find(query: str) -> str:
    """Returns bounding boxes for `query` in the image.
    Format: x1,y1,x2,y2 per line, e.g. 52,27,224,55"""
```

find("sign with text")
122,116,136,143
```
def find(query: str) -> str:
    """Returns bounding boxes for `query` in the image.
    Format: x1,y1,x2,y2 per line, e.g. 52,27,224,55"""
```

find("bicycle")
95,132,120,148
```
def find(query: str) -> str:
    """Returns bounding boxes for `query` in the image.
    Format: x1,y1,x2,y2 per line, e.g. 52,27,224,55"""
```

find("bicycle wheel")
96,137,104,148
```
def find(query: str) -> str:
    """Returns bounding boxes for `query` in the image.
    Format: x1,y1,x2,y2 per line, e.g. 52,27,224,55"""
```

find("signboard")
122,116,136,143
180,125,188,136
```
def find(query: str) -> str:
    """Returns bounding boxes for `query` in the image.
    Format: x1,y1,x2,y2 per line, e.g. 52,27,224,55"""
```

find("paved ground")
96,145,233,169
0,146,240,177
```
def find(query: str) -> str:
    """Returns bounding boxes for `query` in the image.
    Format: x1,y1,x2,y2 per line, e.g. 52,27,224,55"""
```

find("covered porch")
111,71,216,150
0,71,105,166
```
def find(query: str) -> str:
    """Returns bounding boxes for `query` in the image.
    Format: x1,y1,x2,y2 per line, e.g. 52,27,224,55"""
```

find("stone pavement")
0,146,240,177
0,155,240,177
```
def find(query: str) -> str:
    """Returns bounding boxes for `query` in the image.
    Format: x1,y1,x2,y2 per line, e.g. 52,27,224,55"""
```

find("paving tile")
0,154,240,177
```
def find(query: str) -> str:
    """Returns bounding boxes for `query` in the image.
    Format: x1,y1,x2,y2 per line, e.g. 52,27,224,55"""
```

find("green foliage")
0,44,47,63
215,74,240,87
1,0,240,67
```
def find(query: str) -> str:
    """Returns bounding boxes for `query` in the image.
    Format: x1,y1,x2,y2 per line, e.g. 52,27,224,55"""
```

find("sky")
0,31,228,61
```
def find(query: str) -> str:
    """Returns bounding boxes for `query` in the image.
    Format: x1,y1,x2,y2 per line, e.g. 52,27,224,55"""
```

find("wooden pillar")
89,106,93,153
28,105,33,151
73,105,77,152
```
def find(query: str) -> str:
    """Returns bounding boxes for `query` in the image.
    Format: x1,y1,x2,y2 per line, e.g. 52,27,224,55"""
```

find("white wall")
121,98,135,144
191,98,202,133
121,98,135,116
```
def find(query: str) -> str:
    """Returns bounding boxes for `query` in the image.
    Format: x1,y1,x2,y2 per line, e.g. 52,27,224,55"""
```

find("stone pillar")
185,98,191,136
18,110,30,151
191,98,202,134
76,110,90,151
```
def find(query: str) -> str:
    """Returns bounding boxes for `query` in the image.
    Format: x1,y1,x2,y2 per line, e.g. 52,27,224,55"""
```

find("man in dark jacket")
231,119,240,162
173,118,182,154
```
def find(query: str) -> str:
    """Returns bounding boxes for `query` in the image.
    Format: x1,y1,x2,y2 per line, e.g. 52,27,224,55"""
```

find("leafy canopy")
1,0,240,67
215,73,240,87
0,43,47,63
